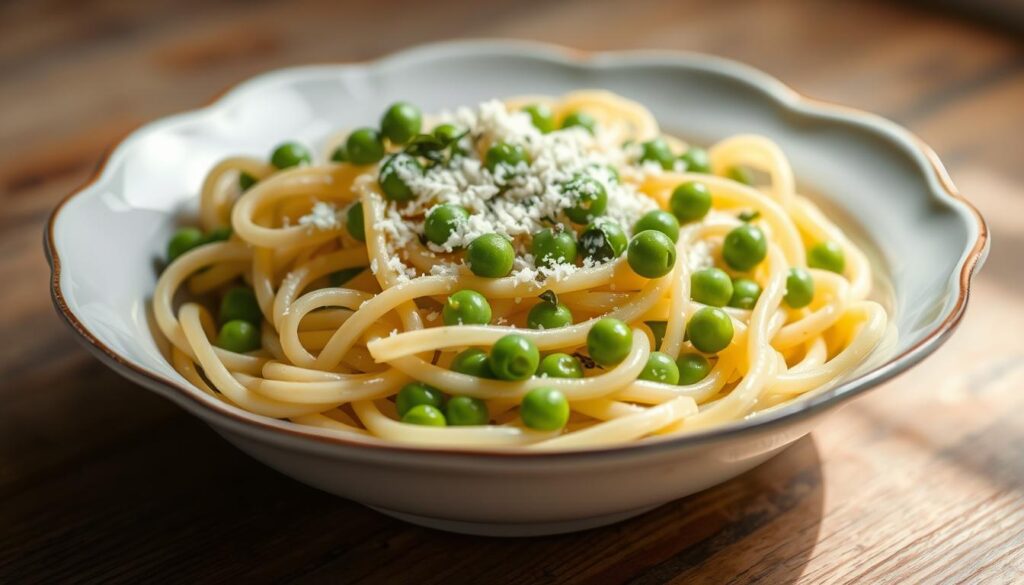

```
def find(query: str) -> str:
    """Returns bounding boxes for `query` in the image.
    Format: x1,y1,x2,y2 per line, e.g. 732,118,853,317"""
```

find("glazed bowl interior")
48,41,985,455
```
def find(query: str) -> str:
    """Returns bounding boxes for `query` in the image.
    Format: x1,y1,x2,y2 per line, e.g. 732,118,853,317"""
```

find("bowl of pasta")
46,40,987,536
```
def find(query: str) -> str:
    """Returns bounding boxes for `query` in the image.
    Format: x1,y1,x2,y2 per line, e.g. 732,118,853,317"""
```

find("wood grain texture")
2,0,1022,582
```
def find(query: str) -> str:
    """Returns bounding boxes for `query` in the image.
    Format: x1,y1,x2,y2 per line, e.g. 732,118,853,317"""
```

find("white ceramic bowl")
46,40,987,536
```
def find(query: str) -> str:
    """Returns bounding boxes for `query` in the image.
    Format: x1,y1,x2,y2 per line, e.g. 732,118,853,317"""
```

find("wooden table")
3,0,1022,582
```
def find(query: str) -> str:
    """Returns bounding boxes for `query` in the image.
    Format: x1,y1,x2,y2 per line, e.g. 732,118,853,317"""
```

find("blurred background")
2,1,1022,583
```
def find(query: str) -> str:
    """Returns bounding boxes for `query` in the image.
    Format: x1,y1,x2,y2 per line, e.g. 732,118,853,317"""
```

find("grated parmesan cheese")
355,99,660,284
686,240,713,272
298,201,342,231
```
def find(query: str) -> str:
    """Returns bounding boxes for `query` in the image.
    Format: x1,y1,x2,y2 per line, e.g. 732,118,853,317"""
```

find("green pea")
677,353,711,385
330,144,348,163
488,334,540,381
450,348,494,378
216,319,261,353
532,228,577,268
639,351,680,384
561,111,597,134
442,289,492,326
722,224,768,271
639,138,675,170
167,227,204,263
219,287,262,325
538,353,584,379
727,166,753,185
690,267,734,307
466,233,515,278
670,181,712,223
527,300,573,330
807,241,846,274
587,317,633,366
784,267,815,308
204,226,232,244
401,404,446,426
396,382,445,417
446,396,489,426
380,101,422,145
329,266,364,287
346,202,365,242
580,219,627,262
634,210,680,243
728,277,762,309
680,147,711,173
346,128,385,165
424,203,469,246
523,103,556,133
270,142,312,169
563,174,608,224
520,387,570,431
484,142,528,176
378,153,423,201
433,123,464,146
686,307,734,353
627,230,676,278
239,171,257,191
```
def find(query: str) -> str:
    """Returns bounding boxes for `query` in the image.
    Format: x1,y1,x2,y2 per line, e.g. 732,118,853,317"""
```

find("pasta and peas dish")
153,90,887,450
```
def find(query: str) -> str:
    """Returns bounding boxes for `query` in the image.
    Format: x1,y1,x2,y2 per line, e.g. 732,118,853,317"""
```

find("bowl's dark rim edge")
43,40,990,462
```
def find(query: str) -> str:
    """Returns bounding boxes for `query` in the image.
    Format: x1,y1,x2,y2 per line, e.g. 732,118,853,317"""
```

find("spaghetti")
153,91,887,450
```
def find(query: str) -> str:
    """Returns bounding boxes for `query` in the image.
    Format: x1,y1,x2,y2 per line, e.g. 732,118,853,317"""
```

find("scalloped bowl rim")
45,39,988,462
